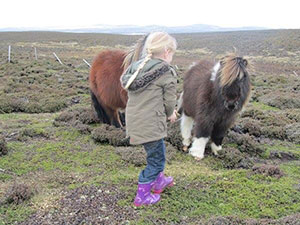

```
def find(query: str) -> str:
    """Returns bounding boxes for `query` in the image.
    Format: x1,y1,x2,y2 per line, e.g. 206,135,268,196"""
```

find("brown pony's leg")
119,111,126,127
114,110,123,128
90,90,110,124
104,107,122,128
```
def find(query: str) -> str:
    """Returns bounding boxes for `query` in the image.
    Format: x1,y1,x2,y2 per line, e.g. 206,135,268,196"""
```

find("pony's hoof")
189,151,204,161
211,143,222,156
182,146,189,152
212,150,219,156
194,156,203,161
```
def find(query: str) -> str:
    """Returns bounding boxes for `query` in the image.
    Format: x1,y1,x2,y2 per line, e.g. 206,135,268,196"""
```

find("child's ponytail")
123,32,177,90
124,51,152,90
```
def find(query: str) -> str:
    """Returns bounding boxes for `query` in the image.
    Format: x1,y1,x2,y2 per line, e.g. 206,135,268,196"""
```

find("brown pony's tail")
90,90,110,124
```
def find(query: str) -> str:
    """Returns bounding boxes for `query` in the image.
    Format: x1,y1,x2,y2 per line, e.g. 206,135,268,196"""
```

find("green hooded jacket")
121,58,177,145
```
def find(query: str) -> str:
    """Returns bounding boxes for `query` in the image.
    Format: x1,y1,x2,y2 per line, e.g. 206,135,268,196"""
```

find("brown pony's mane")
220,54,248,87
122,34,149,71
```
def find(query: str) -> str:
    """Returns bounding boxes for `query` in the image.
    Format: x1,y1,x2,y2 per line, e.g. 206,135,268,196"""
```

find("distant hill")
0,24,268,34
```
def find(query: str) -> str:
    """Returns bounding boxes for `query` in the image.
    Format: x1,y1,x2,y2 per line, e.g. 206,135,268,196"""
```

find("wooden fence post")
34,47,38,60
53,52,63,65
8,45,11,63
83,59,91,68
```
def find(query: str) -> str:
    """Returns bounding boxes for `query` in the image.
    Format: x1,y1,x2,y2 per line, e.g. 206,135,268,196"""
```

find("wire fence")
0,44,92,68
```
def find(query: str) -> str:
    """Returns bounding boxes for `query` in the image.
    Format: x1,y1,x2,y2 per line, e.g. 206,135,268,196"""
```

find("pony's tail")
90,90,110,124
177,92,184,115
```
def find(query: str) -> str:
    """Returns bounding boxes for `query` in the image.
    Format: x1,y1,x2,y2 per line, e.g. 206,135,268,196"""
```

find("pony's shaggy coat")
181,54,251,159
89,35,148,127
89,50,127,127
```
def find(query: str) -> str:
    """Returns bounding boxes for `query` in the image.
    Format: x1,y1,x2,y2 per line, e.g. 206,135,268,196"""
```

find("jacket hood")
121,58,172,92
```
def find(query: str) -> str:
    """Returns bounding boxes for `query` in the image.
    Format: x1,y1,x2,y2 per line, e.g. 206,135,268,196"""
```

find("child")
121,32,178,206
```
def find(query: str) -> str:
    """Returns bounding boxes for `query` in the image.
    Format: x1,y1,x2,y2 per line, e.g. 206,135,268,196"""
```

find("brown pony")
179,54,251,160
89,35,149,127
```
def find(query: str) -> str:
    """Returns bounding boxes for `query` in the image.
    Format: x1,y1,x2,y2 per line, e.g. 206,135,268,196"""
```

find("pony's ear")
242,59,248,67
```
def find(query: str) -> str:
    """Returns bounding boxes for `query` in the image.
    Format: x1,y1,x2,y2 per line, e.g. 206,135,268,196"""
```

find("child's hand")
168,110,177,123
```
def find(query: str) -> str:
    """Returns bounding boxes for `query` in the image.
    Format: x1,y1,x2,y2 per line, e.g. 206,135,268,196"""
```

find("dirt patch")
0,136,8,156
74,123,93,134
0,95,68,114
19,128,50,140
285,123,300,144
91,124,129,146
225,131,265,156
269,150,297,161
166,120,183,151
54,107,99,126
283,109,300,123
237,117,287,140
239,107,299,142
241,107,292,127
0,59,90,114
1,182,35,205
21,185,138,225
205,216,244,225
238,118,263,137
217,148,254,169
53,107,99,134
115,142,177,166
250,164,284,178
258,91,300,109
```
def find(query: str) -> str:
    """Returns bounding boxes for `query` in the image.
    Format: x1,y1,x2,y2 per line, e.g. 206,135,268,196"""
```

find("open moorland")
0,30,299,224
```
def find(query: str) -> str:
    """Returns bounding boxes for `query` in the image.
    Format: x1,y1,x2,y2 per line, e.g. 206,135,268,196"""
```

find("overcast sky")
0,0,299,29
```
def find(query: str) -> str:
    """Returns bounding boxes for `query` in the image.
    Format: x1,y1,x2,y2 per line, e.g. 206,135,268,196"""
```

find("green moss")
262,142,300,159
0,139,120,179
0,204,33,225
251,101,280,111
0,113,31,121
55,128,81,141
280,161,300,180
127,170,300,223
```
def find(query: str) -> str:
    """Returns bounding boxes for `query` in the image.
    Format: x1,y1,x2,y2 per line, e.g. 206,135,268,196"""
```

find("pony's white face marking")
189,62,197,70
211,142,222,155
210,62,221,81
189,137,209,159
180,113,194,147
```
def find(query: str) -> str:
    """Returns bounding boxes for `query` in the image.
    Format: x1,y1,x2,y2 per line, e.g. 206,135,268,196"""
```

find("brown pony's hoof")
182,146,189,152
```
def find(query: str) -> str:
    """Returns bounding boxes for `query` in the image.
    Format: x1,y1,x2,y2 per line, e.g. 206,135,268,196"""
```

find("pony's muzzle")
224,100,238,111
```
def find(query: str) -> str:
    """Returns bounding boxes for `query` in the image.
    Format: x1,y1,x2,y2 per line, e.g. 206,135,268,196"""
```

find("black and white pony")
179,54,251,160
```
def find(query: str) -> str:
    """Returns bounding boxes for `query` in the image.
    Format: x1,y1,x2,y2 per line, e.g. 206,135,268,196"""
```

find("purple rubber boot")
133,182,160,207
152,172,174,194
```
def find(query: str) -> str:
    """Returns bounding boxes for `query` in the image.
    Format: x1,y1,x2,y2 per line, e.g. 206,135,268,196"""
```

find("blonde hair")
124,32,177,90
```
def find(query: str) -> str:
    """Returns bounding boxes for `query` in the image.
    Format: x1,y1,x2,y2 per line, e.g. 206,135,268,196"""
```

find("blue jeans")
138,139,166,184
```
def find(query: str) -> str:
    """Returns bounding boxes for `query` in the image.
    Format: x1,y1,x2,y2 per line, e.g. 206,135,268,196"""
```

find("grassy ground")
0,31,299,224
